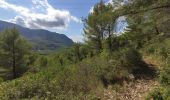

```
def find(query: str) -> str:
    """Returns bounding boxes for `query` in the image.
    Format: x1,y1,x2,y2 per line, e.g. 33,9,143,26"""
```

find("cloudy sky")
0,0,126,42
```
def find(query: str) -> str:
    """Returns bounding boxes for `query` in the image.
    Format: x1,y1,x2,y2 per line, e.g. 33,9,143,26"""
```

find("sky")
0,0,127,42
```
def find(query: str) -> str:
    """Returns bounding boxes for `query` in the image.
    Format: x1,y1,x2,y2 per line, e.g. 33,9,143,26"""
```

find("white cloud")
0,0,81,30
114,16,128,34
107,0,113,4
0,0,30,14
89,0,113,14
89,6,94,13
68,34,84,43
89,0,128,13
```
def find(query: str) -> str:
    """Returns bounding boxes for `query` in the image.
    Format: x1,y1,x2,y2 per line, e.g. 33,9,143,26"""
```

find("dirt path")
103,79,158,100
103,56,159,100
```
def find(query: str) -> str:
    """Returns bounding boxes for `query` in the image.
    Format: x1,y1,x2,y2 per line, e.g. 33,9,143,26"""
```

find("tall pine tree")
0,28,31,79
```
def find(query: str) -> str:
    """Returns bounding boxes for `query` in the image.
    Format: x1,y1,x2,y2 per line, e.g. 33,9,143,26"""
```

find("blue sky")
0,0,126,42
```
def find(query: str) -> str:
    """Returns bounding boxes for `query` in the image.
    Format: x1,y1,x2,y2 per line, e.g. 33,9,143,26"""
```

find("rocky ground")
102,56,160,100
103,79,158,100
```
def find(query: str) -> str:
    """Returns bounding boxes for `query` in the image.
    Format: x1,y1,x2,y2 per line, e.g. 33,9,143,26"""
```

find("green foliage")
0,65,100,100
146,86,170,100
83,1,117,53
0,28,31,79
46,43,93,69
146,88,164,100
38,56,48,68
160,64,170,86
0,77,4,83
0,43,144,99
27,53,38,66
123,1,170,98
124,0,170,48
77,47,142,86
121,47,142,72
143,39,170,60
144,39,170,99
0,0,169,99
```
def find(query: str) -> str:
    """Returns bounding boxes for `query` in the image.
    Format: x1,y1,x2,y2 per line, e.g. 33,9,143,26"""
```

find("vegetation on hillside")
0,0,169,99
0,21,74,54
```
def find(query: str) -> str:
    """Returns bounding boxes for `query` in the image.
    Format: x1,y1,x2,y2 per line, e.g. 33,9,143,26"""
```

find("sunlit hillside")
0,0,169,100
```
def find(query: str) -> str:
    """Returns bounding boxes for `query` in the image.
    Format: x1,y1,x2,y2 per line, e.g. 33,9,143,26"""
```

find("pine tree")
122,0,170,48
0,28,31,79
84,0,117,53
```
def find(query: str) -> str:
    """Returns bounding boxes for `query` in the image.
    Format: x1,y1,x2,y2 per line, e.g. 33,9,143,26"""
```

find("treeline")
0,0,169,99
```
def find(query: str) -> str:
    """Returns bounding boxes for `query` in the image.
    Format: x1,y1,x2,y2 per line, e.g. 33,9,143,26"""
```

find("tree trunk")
96,35,102,54
155,25,160,35
12,35,16,79
108,25,112,52
13,55,16,79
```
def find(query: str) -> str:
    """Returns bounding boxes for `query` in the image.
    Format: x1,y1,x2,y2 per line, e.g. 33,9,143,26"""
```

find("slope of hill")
0,20,73,53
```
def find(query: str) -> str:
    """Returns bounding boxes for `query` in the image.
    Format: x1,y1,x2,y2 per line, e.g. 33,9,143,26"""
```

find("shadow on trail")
101,61,158,87
133,61,158,80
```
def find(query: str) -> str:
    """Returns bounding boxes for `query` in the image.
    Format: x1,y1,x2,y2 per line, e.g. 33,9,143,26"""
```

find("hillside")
0,0,169,100
0,20,73,53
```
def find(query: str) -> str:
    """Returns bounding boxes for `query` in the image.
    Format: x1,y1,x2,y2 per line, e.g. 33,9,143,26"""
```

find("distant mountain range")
0,20,73,53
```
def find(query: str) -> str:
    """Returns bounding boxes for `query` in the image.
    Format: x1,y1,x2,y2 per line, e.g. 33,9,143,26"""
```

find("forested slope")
0,0,169,100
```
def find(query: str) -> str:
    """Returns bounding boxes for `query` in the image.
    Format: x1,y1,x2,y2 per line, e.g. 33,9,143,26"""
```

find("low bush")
0,65,100,100
78,47,143,86
120,47,142,72
145,39,170,99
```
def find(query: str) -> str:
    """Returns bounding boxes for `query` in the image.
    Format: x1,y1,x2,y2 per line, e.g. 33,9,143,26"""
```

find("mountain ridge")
0,20,73,53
